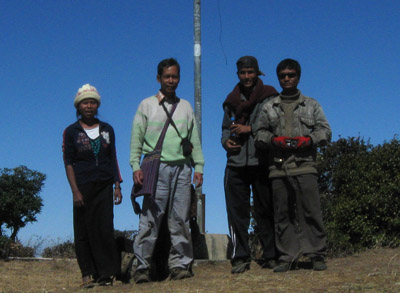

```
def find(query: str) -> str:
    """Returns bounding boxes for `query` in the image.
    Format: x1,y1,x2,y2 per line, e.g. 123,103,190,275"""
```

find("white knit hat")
74,84,101,108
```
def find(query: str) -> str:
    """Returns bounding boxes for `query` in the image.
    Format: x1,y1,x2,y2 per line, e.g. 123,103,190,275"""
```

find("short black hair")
276,58,301,79
157,58,180,76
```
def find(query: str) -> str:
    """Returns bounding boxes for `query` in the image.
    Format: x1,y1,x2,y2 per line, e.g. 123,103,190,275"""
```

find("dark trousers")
224,166,276,261
73,181,119,278
271,174,326,262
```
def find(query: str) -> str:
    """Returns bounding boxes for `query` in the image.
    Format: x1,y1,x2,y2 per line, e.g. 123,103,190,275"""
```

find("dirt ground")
1,247,399,292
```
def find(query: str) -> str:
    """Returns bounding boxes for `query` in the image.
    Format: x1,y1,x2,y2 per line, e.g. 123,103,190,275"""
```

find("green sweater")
130,94,204,174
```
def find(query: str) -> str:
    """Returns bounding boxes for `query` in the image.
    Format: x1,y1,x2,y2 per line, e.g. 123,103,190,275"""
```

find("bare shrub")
42,239,75,259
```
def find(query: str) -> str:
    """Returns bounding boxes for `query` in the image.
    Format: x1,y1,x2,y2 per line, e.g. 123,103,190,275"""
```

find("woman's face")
78,98,99,119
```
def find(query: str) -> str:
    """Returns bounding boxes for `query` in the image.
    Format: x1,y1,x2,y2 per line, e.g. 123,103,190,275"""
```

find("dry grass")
1,247,399,292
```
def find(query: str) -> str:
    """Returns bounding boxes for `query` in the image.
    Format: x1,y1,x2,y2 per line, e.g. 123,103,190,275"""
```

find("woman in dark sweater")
62,84,123,288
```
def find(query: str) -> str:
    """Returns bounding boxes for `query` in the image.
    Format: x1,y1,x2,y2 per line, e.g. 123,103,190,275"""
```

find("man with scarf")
221,56,278,274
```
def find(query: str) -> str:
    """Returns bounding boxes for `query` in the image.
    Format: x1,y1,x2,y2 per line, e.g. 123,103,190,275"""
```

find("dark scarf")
223,78,278,124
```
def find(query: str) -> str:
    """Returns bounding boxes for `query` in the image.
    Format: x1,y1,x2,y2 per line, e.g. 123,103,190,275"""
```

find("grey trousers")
271,174,326,262
134,162,193,270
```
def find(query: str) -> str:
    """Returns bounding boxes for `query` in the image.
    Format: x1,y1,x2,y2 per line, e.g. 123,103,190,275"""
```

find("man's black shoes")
231,259,251,274
169,267,193,280
260,258,277,269
311,256,327,271
133,269,150,284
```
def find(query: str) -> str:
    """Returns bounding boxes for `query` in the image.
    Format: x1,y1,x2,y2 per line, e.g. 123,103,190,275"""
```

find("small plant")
1,235,44,258
249,232,263,260
42,239,75,259
8,241,35,257
0,235,12,259
114,229,138,241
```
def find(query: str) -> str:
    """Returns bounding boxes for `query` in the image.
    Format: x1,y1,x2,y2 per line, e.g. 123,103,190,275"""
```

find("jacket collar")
273,90,305,106
156,91,178,104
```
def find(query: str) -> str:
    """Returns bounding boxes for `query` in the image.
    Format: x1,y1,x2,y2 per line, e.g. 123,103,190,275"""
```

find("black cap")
236,56,265,76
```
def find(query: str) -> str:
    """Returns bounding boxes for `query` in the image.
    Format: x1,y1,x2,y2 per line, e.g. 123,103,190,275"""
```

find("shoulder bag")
130,100,178,214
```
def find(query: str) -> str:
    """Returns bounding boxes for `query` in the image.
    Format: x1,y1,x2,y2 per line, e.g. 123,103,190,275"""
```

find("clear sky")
1,1,399,247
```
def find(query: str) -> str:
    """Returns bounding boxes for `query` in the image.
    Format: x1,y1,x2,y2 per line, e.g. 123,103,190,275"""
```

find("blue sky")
1,0,399,247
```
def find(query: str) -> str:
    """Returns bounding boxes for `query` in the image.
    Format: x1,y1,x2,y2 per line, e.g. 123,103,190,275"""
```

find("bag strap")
161,99,195,167
154,100,178,151
161,99,183,140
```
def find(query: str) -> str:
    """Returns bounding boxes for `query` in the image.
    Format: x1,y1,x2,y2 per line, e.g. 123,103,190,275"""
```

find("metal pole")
193,0,205,233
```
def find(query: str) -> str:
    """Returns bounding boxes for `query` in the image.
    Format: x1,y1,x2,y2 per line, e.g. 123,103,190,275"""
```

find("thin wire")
217,0,228,65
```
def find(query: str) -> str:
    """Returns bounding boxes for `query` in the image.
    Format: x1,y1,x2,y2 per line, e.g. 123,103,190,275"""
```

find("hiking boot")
169,267,193,280
260,258,277,269
273,260,296,273
231,259,250,274
133,269,150,284
312,256,327,271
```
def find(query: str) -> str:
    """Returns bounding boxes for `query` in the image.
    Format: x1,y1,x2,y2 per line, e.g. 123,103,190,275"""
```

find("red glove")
271,136,291,149
293,136,312,148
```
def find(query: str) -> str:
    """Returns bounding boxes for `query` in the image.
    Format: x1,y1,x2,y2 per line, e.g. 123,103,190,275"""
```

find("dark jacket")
254,92,331,177
221,98,272,168
63,120,122,186
221,79,278,167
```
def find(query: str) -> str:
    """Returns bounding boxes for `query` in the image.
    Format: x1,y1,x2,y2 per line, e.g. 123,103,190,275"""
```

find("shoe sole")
273,261,297,273
135,278,150,284
313,265,327,271
231,264,250,274
170,274,193,280
80,282,95,289
170,270,193,280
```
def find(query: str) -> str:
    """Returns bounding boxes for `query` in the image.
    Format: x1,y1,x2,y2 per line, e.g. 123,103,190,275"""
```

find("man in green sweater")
255,58,331,272
129,58,204,283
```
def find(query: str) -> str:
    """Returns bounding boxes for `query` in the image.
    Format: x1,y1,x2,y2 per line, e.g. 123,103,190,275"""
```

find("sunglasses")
279,73,297,79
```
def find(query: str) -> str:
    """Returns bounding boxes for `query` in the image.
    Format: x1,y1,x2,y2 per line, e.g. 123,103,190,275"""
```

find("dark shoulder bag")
130,101,178,214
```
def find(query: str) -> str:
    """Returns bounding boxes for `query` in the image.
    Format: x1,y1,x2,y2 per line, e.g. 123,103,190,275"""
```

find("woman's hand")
66,165,85,207
114,188,122,205
73,190,85,207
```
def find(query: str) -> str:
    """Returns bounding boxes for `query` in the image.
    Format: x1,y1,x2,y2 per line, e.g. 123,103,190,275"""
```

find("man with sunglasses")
255,58,331,272
221,56,278,274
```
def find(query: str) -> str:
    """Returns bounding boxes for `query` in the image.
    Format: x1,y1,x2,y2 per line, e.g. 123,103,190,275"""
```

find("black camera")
285,139,298,149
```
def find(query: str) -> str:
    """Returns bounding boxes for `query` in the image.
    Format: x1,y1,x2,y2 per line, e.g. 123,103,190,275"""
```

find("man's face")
278,68,299,93
237,67,258,89
157,65,180,97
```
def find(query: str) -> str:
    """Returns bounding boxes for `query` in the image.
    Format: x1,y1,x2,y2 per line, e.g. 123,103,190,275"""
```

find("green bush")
318,136,400,256
42,240,75,258
8,241,35,257
249,232,263,260
41,230,138,259
114,229,137,241
1,235,44,258
0,235,11,259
